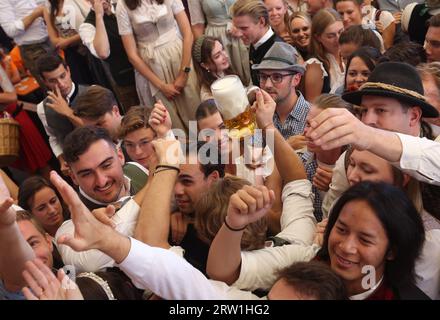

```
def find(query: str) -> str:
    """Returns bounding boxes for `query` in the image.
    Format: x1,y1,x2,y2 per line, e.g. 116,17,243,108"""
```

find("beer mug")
211,75,257,139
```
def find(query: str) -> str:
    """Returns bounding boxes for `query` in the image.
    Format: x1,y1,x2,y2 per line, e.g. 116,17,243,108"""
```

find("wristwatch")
182,66,191,73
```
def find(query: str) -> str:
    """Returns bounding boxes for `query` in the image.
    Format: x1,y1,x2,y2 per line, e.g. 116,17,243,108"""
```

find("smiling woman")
18,176,69,237
264,0,291,43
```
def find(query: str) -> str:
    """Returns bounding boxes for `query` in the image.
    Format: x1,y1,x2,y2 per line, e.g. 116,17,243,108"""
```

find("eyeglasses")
258,72,296,84
123,139,153,151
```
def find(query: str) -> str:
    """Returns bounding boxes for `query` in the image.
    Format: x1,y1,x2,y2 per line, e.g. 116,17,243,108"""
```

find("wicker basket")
0,117,20,166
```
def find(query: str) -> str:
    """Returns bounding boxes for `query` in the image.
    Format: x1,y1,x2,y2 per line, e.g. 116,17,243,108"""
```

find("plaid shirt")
273,92,310,140
300,151,323,222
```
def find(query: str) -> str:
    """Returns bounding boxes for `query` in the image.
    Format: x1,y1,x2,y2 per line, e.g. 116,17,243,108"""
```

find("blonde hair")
289,11,312,29
309,9,342,72
231,0,269,25
194,176,268,250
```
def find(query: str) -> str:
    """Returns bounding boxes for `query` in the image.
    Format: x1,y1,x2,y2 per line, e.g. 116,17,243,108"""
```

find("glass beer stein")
211,75,257,139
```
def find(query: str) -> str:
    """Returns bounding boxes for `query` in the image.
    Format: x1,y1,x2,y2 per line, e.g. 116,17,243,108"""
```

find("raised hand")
306,108,374,151
152,138,182,167
0,198,16,228
94,0,105,18
253,89,276,130
46,86,72,117
148,101,172,138
51,171,111,251
225,185,275,231
22,259,83,300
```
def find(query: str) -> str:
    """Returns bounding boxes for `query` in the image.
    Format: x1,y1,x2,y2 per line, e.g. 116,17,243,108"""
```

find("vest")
407,3,432,45
249,33,284,86
43,84,89,149
83,11,135,87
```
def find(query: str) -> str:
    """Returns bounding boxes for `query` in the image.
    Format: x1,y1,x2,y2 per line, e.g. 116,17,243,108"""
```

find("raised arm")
207,185,275,284
0,199,35,291
304,62,324,103
254,89,307,183
134,102,179,248
92,0,110,59
306,108,440,185
52,171,225,299
133,139,181,248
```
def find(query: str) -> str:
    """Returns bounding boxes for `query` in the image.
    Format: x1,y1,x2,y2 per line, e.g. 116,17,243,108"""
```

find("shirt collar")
253,27,274,50
349,276,384,300
66,82,76,103
276,91,309,122
79,175,132,207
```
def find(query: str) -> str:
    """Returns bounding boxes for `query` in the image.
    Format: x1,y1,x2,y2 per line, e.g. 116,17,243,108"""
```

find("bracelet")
154,167,180,176
155,164,180,172
224,216,246,232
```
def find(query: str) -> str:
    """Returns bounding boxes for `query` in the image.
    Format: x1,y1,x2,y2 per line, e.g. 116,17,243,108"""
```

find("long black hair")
317,181,425,290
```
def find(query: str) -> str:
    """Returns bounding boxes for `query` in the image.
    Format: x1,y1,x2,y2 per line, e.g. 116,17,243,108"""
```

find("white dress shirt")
253,27,274,50
117,238,264,300
0,0,48,45
393,133,440,186
36,83,76,158
276,179,317,245
231,179,318,292
55,198,140,273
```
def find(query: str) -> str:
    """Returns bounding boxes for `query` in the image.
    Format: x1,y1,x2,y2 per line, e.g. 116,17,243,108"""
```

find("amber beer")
211,75,256,139
223,107,256,139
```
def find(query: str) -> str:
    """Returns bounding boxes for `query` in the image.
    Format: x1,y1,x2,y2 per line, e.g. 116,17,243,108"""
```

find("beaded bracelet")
224,216,246,232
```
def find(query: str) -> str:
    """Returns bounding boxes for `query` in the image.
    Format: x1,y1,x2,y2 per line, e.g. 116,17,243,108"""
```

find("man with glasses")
252,42,310,140
425,14,440,63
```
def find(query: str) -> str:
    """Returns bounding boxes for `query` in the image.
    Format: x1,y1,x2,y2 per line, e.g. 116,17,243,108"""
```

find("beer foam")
211,76,249,120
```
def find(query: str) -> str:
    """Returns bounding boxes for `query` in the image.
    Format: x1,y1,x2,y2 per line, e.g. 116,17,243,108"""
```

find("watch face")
184,67,191,73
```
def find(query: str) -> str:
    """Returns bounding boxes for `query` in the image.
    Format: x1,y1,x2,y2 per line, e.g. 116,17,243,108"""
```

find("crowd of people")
0,0,439,300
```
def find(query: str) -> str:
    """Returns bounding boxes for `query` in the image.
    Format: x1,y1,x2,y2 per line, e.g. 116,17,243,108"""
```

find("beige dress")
116,0,200,132
188,0,250,85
